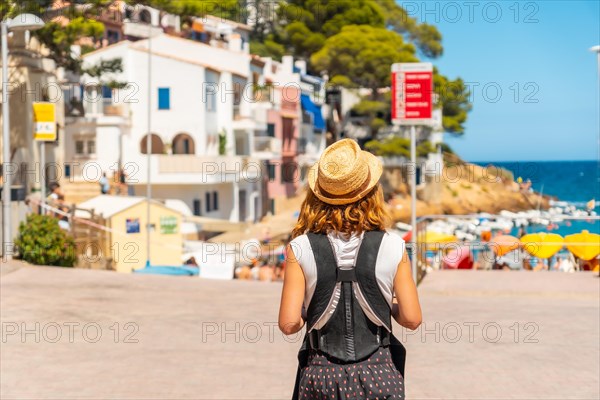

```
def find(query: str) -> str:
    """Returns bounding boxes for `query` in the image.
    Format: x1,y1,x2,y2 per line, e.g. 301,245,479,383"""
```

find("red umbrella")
442,245,473,269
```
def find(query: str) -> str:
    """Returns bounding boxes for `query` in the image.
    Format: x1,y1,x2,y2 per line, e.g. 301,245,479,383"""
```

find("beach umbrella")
490,235,521,256
520,232,564,259
418,231,458,249
565,230,600,261
442,245,473,269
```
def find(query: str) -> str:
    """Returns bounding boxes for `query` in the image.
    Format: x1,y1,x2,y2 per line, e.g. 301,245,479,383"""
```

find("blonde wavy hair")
292,183,391,238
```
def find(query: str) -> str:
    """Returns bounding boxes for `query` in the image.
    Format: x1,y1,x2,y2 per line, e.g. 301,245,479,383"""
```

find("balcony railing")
123,21,163,38
253,86,273,103
103,104,128,116
253,136,281,159
151,154,260,184
82,99,129,117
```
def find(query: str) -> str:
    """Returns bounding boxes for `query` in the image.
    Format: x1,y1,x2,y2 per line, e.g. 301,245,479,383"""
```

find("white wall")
136,182,236,221
81,35,253,160
74,36,264,221
125,47,208,155
64,124,121,179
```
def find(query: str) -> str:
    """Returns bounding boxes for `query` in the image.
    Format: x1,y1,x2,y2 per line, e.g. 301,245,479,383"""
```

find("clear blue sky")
407,0,600,161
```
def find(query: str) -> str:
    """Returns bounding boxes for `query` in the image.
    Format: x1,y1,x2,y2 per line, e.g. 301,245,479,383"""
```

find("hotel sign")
391,63,434,125
32,102,57,141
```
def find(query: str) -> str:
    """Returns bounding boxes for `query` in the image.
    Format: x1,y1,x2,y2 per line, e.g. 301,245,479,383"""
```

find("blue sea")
474,160,600,235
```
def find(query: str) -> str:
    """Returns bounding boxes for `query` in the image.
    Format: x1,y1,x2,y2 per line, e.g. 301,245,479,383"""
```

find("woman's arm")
392,249,422,330
278,244,306,335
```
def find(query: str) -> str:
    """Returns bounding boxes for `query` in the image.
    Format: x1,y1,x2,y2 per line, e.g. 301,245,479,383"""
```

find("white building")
64,32,264,223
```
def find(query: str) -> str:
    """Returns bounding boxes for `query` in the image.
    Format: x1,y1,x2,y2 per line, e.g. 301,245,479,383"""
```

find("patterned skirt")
298,346,405,400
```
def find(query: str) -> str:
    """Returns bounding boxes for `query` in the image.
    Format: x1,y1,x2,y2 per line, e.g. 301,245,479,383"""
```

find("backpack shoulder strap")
355,230,392,330
305,232,338,330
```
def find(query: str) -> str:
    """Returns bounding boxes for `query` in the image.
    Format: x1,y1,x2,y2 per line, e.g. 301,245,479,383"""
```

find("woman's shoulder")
382,229,406,246
289,233,309,246
288,234,311,259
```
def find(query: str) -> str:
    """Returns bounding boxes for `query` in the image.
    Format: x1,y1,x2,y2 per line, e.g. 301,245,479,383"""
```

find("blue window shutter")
102,86,112,99
158,88,170,110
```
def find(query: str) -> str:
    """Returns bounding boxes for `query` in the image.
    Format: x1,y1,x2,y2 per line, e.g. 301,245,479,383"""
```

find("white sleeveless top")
289,230,405,331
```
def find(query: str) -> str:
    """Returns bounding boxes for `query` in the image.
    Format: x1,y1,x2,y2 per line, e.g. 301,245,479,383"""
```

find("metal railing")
253,136,281,157
412,213,600,283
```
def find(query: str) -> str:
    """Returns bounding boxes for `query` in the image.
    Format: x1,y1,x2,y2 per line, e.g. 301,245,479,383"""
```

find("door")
239,189,247,222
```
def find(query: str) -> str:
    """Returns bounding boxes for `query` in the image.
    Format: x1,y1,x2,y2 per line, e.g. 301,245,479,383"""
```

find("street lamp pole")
591,45,600,184
1,14,45,259
2,20,11,259
145,23,152,268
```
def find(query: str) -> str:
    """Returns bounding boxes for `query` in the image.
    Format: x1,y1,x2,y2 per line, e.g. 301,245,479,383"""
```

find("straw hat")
308,139,383,205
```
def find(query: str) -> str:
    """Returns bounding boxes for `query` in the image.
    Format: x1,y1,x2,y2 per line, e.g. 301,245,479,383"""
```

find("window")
267,123,275,137
139,9,151,24
281,162,296,183
75,140,85,155
282,117,294,152
193,199,201,216
102,86,113,110
270,199,275,215
232,75,246,118
102,86,112,99
266,161,276,181
205,192,211,213
205,70,219,112
87,140,96,154
140,134,164,154
106,30,120,45
158,88,170,110
172,133,195,155
212,191,219,211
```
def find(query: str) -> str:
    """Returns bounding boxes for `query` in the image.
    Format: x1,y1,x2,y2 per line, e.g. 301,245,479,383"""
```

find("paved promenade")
1,261,598,399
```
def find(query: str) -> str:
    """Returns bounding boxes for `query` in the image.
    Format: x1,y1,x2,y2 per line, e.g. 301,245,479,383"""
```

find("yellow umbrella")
565,230,600,261
418,231,458,249
520,232,564,259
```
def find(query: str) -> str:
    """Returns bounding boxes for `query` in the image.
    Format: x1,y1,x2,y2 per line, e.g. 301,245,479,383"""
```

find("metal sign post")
32,102,57,213
391,62,435,283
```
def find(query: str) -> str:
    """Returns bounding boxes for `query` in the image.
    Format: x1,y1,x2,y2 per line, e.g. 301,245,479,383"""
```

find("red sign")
391,63,433,125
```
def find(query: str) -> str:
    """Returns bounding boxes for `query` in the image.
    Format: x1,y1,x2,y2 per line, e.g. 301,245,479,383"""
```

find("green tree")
1,0,124,79
36,16,105,74
365,137,435,158
250,34,286,59
257,0,443,61
350,95,390,136
434,71,472,135
130,0,241,22
311,25,417,94
376,0,443,58
244,0,469,133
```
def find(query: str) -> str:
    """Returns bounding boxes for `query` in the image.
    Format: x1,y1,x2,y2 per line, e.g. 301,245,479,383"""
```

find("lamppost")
2,14,45,259
591,45,600,187
591,45,600,74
